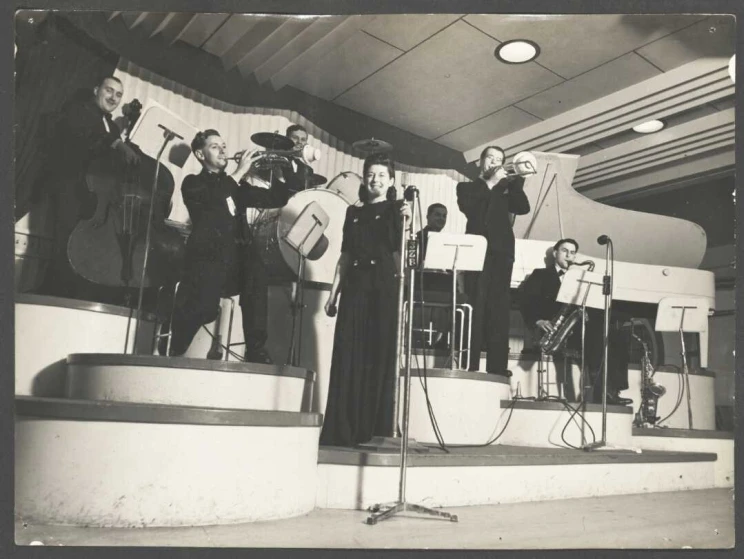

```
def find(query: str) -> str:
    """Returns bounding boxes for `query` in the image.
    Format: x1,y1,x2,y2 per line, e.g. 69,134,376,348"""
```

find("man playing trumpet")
520,238,632,405
159,129,289,361
457,146,530,376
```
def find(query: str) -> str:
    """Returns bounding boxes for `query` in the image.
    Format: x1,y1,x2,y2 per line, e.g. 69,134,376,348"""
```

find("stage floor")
15,488,734,549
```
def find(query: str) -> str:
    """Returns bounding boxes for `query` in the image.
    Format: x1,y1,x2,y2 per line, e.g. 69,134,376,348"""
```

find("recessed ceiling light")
495,40,540,64
632,120,665,134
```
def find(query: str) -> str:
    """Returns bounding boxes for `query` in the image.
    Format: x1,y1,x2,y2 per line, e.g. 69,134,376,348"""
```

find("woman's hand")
399,202,412,222
324,295,338,317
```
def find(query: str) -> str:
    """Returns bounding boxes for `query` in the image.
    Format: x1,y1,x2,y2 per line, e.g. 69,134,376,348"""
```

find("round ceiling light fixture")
632,119,665,134
495,40,540,64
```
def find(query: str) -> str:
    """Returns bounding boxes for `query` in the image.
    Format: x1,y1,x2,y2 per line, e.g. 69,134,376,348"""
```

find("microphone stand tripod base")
356,436,430,453
366,501,459,525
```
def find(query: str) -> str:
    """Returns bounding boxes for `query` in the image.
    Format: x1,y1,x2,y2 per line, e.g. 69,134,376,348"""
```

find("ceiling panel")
202,14,259,58
635,15,736,71
178,13,230,48
464,14,702,79
336,20,564,140
515,52,661,120
288,31,401,101
362,14,462,51
436,106,541,151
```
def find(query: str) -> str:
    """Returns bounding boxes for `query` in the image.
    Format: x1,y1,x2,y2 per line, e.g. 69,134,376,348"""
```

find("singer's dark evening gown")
320,200,403,447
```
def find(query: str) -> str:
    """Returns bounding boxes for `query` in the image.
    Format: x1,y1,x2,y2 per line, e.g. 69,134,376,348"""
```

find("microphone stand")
585,238,612,451
131,124,183,353
366,187,458,525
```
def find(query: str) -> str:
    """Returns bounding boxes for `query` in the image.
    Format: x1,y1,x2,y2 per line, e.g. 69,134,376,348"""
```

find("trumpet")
502,151,539,177
228,144,321,169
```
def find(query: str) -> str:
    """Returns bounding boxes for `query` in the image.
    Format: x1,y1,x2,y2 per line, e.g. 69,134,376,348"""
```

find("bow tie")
558,270,565,277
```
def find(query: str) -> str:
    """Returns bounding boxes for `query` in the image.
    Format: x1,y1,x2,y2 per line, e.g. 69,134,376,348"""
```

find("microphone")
404,185,418,201
597,235,610,245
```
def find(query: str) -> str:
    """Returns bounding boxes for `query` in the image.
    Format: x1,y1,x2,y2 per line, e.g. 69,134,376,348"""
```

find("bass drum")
252,188,351,285
325,171,361,206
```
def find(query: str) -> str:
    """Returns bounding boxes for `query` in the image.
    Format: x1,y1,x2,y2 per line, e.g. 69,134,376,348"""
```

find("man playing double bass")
159,129,289,363
35,76,139,298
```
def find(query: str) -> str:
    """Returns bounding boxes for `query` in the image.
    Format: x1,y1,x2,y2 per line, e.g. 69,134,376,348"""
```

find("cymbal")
308,173,327,187
251,132,294,151
352,138,393,154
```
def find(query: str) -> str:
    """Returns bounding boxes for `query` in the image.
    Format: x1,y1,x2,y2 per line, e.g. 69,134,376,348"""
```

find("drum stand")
284,205,329,366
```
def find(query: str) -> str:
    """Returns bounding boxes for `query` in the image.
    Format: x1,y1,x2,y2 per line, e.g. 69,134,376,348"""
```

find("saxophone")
632,330,666,427
538,260,595,355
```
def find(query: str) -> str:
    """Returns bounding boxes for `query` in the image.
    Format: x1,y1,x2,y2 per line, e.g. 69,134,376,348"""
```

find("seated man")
413,203,465,348
281,124,314,195
520,238,632,405
160,129,289,362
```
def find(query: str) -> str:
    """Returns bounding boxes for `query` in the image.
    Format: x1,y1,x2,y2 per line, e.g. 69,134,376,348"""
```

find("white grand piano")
511,152,715,367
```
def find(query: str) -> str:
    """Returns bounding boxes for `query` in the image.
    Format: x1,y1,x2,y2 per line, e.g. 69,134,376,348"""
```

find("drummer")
159,129,289,363
282,124,315,194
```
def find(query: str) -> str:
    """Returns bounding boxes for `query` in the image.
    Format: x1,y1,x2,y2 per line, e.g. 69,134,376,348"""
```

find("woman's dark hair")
553,238,579,252
363,152,395,178
358,152,396,204
191,129,221,153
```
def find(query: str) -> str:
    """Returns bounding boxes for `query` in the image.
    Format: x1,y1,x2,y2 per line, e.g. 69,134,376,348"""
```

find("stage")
15,488,734,549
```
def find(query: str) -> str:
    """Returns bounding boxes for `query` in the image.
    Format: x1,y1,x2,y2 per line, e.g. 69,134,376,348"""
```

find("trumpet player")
159,129,289,362
457,146,530,376
519,238,632,406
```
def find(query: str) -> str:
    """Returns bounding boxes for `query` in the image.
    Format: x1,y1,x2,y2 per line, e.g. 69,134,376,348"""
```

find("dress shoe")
605,391,633,406
245,346,273,365
488,370,513,378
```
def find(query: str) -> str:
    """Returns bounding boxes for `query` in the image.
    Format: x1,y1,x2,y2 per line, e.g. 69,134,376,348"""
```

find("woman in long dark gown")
320,153,411,447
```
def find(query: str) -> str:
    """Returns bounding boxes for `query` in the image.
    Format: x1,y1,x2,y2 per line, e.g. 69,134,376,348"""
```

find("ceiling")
104,12,736,201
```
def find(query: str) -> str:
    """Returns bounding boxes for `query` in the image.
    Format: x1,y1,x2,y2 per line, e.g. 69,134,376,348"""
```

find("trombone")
502,151,539,177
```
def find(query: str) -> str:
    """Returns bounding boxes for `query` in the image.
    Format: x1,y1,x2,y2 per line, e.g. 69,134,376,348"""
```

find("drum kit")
245,132,397,283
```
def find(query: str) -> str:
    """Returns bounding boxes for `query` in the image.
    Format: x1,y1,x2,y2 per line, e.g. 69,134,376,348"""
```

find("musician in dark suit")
414,203,465,347
457,146,530,376
160,129,289,361
281,124,314,195
35,76,139,298
520,238,632,405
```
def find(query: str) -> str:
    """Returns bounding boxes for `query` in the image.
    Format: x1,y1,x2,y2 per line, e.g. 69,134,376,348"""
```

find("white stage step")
15,295,156,397
315,444,717,511
15,397,322,527
66,353,314,412
632,427,734,488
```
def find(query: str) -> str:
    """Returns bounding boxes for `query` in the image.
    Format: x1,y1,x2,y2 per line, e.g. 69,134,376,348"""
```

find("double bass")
67,99,185,293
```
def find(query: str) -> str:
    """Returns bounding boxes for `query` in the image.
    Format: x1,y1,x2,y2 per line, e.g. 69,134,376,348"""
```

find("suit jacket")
456,175,530,256
182,168,289,262
520,266,562,327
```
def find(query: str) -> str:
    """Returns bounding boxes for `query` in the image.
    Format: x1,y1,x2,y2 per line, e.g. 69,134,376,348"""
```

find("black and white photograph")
7,1,739,552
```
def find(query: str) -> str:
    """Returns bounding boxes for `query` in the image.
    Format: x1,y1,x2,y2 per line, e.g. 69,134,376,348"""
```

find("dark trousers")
466,250,514,373
566,309,630,396
168,242,268,357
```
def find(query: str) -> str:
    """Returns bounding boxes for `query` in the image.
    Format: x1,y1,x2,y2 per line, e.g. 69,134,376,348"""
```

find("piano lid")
513,152,707,269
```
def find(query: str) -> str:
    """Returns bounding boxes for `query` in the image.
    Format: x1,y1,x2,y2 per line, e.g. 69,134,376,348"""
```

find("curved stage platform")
66,354,314,412
15,295,156,397
15,397,322,527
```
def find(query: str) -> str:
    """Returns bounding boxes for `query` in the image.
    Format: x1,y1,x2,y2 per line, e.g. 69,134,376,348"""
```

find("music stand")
423,233,487,370
555,267,605,447
127,100,197,354
284,202,329,366
655,297,710,430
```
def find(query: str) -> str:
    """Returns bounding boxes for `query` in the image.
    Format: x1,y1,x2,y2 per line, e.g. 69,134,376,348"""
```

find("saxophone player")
519,238,633,406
